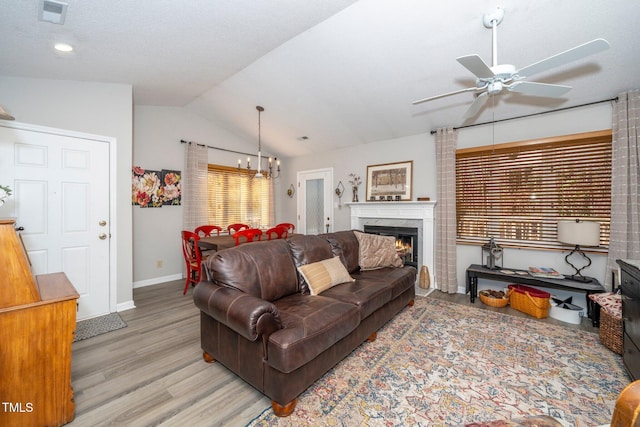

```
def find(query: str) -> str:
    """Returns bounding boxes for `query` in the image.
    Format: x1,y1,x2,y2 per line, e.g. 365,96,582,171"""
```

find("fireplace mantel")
347,201,437,293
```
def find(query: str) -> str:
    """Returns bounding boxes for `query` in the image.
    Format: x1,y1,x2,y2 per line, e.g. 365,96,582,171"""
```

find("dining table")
198,232,300,252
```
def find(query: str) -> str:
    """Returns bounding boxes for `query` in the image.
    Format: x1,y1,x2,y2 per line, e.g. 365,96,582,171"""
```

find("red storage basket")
507,284,551,319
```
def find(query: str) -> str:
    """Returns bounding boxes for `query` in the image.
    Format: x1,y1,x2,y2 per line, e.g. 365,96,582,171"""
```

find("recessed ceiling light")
54,43,73,52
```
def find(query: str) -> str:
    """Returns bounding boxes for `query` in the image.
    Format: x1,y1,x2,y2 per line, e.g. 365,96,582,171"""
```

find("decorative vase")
419,265,430,289
352,186,359,203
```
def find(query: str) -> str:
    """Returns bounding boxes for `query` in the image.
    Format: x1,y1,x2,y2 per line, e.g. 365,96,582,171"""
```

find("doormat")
74,312,127,342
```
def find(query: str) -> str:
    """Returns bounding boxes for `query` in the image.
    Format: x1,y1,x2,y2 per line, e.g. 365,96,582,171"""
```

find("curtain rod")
429,97,618,135
180,139,272,159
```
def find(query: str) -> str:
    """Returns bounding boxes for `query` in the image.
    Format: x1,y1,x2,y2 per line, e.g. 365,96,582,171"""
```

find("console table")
466,264,605,323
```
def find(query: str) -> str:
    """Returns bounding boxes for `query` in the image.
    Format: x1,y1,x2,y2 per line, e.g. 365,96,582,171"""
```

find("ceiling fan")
412,7,609,120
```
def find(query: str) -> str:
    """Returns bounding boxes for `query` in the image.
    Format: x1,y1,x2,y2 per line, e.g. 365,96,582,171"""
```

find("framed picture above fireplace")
366,160,413,201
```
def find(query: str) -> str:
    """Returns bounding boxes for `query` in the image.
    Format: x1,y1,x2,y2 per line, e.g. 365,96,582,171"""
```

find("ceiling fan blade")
462,92,489,120
508,81,572,97
412,86,478,105
457,54,495,79
516,38,610,79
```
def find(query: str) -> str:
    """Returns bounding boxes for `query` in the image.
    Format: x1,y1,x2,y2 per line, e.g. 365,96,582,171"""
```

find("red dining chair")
233,228,263,246
195,225,222,237
181,230,204,295
194,225,222,259
227,223,249,235
276,223,295,234
266,225,289,240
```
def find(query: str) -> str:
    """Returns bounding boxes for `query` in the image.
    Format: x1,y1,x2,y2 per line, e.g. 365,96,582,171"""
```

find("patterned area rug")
247,297,628,426
74,312,127,342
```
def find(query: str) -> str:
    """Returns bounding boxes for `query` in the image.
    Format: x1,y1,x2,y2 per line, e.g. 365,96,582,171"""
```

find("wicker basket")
599,307,623,355
479,291,509,308
507,284,551,319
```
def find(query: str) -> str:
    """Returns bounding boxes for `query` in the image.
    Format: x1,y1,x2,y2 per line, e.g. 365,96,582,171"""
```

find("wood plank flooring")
67,280,597,426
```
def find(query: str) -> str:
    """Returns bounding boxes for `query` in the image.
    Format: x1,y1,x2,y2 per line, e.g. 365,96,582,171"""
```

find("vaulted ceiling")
1,0,638,157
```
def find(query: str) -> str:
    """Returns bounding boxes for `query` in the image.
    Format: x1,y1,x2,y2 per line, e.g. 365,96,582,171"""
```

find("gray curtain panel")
607,90,640,290
183,142,208,232
435,127,458,293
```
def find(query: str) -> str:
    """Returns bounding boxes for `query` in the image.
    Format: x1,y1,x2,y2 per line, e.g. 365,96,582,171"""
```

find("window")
206,164,274,229
456,130,611,250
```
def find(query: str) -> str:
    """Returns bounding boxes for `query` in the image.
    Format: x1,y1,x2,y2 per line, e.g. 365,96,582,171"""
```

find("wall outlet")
156,260,163,268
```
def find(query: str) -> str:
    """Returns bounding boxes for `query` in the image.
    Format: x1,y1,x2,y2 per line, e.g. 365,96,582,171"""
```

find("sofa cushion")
354,231,403,270
268,293,360,373
288,235,335,293
204,239,300,301
320,280,392,320
297,256,355,296
323,230,361,273
354,266,417,300
322,266,416,319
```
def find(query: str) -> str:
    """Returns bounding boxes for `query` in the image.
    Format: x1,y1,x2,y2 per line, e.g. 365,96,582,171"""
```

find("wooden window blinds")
206,164,274,229
455,130,612,250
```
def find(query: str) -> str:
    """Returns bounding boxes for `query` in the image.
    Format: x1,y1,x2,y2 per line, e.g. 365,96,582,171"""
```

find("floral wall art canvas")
132,166,163,208
161,169,181,206
132,166,182,208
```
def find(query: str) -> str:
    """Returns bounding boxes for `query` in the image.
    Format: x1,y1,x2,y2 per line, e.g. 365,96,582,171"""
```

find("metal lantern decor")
481,237,503,270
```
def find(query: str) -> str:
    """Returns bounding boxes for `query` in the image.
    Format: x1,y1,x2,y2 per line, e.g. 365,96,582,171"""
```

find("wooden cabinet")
0,219,79,426
619,259,640,381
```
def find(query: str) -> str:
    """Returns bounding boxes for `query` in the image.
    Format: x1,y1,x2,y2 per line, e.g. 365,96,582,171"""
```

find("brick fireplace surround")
347,201,436,295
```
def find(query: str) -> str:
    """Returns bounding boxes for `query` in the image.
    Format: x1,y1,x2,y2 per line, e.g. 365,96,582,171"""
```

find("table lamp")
557,219,600,282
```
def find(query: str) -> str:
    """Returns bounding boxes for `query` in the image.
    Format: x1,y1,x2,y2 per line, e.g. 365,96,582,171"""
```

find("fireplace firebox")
363,225,418,268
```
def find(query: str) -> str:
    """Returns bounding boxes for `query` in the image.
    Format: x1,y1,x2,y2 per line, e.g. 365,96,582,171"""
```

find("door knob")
98,233,107,240
99,220,107,226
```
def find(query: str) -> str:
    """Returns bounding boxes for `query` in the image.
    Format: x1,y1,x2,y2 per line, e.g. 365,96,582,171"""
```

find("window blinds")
206,165,274,229
456,130,611,249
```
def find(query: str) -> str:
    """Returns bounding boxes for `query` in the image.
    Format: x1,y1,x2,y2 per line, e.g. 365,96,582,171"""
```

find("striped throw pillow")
297,256,355,295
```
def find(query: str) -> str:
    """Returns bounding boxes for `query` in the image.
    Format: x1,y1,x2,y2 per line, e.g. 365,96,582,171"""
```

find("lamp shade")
557,220,600,247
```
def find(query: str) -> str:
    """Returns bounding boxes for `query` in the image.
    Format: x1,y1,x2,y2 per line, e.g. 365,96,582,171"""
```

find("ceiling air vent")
39,0,68,25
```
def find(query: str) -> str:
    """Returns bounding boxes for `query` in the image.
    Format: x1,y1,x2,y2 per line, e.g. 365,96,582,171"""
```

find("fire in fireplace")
363,225,418,268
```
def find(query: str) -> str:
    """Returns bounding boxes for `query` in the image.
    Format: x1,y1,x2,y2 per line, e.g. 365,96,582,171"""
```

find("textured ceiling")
1,0,638,157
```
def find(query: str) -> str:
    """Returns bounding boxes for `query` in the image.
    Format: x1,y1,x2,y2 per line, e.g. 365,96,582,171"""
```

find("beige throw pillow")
354,231,404,270
297,256,355,295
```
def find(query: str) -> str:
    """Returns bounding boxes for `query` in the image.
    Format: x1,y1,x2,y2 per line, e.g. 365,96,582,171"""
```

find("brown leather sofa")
193,230,416,417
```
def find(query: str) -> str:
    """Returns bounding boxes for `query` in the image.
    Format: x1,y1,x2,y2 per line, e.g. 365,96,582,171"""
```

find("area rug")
74,312,127,342
247,297,629,426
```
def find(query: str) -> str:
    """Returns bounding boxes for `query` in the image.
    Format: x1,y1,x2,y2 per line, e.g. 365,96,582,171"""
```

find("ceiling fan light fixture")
412,6,610,121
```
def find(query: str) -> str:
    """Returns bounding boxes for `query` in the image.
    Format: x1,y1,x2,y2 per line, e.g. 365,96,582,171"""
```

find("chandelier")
238,105,280,179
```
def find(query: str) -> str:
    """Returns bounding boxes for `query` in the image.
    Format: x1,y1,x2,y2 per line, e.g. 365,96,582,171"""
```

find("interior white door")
297,168,333,234
0,125,110,320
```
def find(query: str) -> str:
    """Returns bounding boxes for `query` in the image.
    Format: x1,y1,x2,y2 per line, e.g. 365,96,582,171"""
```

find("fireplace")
364,225,418,268
348,201,436,293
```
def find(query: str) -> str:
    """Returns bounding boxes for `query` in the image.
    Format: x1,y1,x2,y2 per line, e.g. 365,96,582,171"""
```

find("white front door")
297,168,333,234
0,124,111,320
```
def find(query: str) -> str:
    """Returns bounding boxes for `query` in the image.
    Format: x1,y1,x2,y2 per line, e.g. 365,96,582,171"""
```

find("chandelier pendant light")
238,105,280,179
255,106,264,178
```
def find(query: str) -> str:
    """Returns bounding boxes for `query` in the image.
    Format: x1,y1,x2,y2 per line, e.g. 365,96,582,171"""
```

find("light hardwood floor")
68,280,597,426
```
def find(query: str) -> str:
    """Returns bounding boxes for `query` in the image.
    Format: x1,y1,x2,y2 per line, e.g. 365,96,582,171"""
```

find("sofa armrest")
193,281,282,342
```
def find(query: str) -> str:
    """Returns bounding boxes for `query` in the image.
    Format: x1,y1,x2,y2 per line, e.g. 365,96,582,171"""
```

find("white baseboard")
117,300,136,312
133,273,182,289
416,287,435,297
